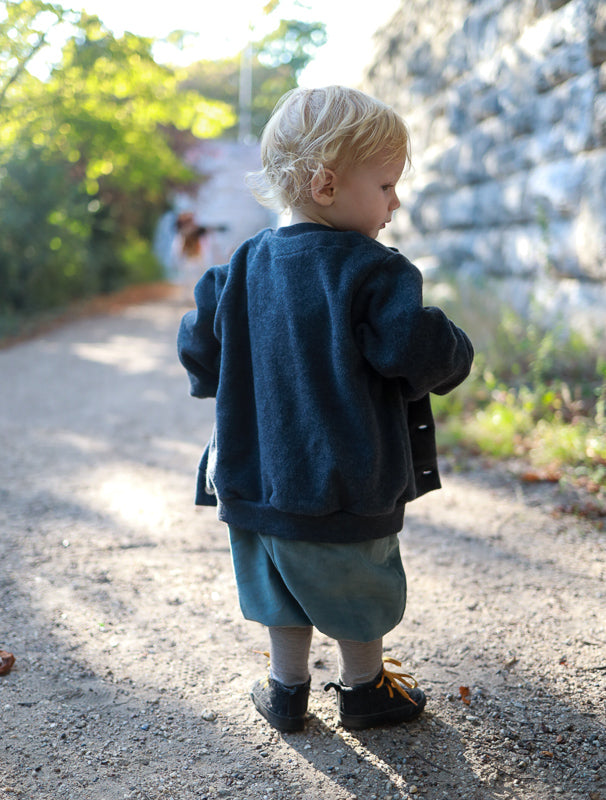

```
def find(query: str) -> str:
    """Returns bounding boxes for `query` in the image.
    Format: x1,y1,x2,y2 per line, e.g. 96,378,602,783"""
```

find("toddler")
178,85,474,732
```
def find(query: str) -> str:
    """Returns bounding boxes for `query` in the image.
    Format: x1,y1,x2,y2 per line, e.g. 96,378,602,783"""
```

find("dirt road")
0,295,604,800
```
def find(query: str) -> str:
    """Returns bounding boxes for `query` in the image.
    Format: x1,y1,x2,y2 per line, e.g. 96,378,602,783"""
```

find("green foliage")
429,280,606,497
0,0,70,103
0,0,235,328
182,18,326,139
0,1,324,330
256,18,327,75
0,146,94,317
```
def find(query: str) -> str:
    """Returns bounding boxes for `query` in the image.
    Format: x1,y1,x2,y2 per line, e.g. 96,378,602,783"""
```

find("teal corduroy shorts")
228,527,407,642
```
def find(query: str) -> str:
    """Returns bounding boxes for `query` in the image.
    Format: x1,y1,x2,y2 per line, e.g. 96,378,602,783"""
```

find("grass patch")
428,281,606,514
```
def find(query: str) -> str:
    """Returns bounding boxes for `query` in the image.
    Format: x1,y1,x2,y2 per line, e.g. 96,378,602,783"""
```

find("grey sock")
268,625,313,686
337,638,383,686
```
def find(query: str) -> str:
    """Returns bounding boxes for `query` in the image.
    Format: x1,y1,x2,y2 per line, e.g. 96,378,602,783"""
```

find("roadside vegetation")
0,0,324,339
0,2,234,336
429,281,606,517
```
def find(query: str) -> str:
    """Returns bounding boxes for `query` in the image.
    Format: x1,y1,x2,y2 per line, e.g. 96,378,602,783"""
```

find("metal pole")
238,38,253,143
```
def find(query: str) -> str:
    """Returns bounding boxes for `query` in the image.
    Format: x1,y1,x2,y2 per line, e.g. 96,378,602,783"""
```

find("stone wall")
365,0,606,338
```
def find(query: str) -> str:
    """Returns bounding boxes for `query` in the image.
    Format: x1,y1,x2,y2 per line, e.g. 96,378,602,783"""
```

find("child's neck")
288,207,334,229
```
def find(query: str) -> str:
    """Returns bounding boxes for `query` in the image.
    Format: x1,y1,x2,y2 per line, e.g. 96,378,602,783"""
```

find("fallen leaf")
0,651,15,675
521,468,560,483
459,685,471,705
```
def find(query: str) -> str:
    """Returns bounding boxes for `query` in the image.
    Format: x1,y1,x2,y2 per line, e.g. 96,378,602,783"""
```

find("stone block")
536,0,572,10
543,219,589,278
574,153,606,279
453,133,494,183
594,92,606,144
500,225,546,275
560,71,599,151
525,159,587,216
534,42,589,91
483,139,532,178
407,42,434,76
507,105,538,136
588,0,606,66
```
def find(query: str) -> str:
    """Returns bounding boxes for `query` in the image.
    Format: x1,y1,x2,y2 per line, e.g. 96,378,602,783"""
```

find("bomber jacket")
178,223,474,543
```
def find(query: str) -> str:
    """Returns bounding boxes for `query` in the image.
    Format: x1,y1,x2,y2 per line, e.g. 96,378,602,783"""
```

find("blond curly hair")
247,85,411,213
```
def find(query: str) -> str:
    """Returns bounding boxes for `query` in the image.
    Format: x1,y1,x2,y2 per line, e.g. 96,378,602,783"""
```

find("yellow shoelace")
376,657,419,704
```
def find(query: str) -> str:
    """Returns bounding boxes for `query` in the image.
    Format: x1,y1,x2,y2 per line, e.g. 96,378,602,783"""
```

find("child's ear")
310,168,337,206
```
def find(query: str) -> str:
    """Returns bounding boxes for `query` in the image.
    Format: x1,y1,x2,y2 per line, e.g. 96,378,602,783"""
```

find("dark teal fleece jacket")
178,223,474,542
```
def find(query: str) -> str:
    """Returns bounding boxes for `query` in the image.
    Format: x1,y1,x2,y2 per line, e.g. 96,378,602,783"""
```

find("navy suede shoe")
251,675,311,732
325,658,426,730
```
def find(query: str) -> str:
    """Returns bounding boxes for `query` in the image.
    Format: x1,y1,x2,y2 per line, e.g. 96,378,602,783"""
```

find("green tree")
182,17,326,140
0,0,72,106
0,0,234,321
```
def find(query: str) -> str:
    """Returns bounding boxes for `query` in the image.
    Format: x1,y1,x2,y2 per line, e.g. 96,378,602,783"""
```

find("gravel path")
0,296,604,800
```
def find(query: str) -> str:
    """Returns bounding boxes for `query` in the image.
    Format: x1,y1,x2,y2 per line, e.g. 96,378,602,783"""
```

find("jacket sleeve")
177,265,227,398
354,253,474,400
